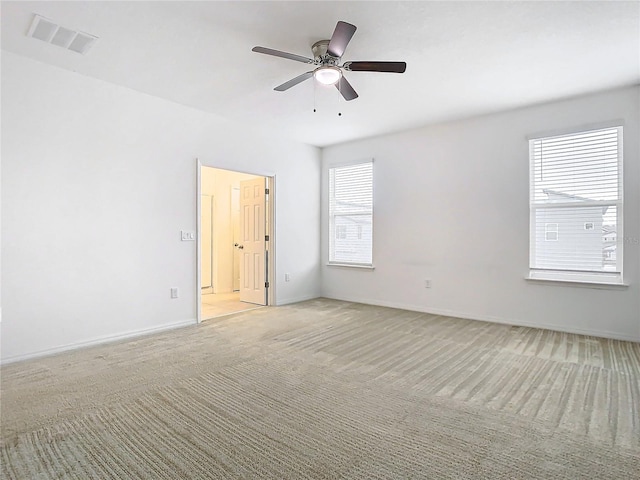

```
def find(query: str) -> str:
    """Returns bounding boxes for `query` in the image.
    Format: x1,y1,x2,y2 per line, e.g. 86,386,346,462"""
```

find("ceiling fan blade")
327,21,357,58
274,71,314,91
335,76,358,101
344,61,407,73
252,46,314,64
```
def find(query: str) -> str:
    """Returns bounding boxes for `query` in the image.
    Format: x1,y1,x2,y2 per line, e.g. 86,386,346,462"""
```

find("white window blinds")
529,127,623,282
329,162,373,266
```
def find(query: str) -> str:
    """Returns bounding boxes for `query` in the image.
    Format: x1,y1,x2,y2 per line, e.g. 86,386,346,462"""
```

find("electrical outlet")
424,279,432,289
171,287,179,298
285,273,291,282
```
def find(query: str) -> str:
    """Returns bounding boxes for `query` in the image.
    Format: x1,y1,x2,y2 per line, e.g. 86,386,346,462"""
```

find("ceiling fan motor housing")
312,40,339,66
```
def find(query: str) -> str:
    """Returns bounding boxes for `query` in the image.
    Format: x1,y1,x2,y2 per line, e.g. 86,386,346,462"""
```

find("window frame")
328,159,374,268
527,125,625,286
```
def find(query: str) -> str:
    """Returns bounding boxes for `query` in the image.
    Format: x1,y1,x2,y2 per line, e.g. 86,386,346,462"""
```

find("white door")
201,195,213,290
231,187,241,292
239,177,266,305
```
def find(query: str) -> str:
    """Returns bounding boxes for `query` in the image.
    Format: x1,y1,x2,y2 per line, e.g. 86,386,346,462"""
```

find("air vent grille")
51,27,75,47
27,14,98,55
31,18,57,41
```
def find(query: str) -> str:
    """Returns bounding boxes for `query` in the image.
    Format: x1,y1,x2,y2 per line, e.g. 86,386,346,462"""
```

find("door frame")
196,160,276,323
200,193,214,295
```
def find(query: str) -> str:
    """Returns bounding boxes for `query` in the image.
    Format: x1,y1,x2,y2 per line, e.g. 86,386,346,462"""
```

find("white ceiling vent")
27,14,98,55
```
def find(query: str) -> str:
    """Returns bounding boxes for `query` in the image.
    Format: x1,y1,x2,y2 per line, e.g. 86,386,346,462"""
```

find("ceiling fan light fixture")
314,66,342,86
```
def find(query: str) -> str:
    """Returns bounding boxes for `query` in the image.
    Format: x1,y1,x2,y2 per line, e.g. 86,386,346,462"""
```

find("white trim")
327,157,374,169
617,125,625,279
276,294,321,306
1,319,196,365
531,200,620,209
196,159,203,323
326,263,375,269
267,175,276,307
525,276,627,289
320,294,640,343
526,119,626,141
526,268,625,287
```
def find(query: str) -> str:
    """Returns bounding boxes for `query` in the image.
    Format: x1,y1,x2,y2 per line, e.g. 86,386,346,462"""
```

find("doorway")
198,165,274,321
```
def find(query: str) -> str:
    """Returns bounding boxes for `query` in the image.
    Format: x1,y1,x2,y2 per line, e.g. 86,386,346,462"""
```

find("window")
529,126,623,284
329,161,373,266
544,223,559,241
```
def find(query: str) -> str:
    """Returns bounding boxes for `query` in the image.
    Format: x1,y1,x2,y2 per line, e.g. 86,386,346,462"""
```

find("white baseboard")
321,294,640,343
276,294,321,306
1,318,197,365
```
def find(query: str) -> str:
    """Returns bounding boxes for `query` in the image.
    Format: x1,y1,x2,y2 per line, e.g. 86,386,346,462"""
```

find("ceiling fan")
252,21,406,101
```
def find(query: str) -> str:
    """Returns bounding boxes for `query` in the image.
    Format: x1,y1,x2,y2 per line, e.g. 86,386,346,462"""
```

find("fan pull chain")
311,80,342,116
313,80,317,113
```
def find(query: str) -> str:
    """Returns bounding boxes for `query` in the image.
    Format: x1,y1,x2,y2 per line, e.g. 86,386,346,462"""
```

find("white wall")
321,86,640,341
1,53,321,362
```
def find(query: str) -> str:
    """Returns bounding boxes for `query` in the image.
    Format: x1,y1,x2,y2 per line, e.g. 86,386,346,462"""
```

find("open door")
239,177,267,305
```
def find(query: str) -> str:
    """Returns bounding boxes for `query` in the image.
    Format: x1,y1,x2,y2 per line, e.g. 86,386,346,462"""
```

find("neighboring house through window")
544,223,559,241
529,126,623,284
329,161,373,266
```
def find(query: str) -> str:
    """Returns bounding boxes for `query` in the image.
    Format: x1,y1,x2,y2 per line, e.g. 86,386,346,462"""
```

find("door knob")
238,245,244,249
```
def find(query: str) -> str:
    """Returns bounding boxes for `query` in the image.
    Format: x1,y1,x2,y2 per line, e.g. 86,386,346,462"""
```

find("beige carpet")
2,298,639,479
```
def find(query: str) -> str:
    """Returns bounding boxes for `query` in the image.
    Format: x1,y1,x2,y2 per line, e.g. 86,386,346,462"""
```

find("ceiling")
2,1,639,147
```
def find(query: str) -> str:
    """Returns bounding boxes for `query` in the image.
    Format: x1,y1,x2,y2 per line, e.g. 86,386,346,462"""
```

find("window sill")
327,263,375,270
525,275,628,290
